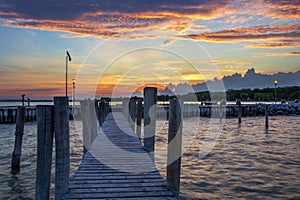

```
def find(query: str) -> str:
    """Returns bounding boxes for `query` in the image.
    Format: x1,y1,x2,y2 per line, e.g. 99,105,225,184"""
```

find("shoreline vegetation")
0,86,299,103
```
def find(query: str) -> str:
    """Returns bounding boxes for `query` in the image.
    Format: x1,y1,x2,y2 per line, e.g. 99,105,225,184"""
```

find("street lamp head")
274,80,278,86
72,79,76,84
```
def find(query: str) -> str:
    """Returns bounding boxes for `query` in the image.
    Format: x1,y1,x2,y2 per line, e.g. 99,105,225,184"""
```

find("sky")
0,0,299,99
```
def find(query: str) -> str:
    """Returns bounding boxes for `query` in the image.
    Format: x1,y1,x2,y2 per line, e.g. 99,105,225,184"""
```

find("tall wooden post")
167,98,183,198
35,105,54,200
265,104,269,129
88,99,98,143
122,99,130,120
80,100,89,153
129,97,136,130
136,98,142,140
236,99,242,125
143,87,157,160
11,106,26,173
54,97,70,200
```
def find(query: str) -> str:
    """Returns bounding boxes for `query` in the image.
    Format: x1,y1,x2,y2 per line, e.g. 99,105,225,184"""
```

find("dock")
63,112,176,199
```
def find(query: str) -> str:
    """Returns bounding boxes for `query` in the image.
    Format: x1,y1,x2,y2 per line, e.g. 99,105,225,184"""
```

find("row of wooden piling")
0,102,272,124
0,107,36,123
80,99,110,152
199,104,265,118
124,87,183,198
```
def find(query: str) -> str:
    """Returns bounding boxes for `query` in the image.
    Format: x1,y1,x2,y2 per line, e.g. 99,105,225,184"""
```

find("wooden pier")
63,112,175,199
31,94,275,199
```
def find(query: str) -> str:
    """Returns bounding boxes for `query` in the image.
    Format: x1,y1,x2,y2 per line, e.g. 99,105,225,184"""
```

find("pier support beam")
35,105,54,200
136,98,142,140
143,87,157,160
167,98,183,198
11,106,26,173
54,97,70,200
236,99,242,125
129,97,136,130
265,104,269,129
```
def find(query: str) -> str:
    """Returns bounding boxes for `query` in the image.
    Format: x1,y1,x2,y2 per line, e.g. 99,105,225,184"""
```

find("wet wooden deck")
63,112,175,199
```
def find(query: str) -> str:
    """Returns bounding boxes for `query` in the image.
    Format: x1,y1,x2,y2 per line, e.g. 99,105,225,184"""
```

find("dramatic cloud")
0,0,232,38
245,40,300,48
253,51,300,58
0,0,299,48
183,25,300,42
266,0,300,19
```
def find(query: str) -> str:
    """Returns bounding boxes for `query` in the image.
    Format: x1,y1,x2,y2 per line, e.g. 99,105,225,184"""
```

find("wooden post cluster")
35,97,70,200
11,106,26,173
143,87,157,160
265,104,269,129
167,98,183,198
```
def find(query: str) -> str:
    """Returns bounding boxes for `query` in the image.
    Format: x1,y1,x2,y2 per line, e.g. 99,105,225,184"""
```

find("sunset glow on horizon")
0,0,299,98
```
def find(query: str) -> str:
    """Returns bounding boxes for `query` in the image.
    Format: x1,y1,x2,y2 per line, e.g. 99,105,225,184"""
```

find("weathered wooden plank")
69,182,166,189
72,174,163,180
70,186,169,193
63,190,174,199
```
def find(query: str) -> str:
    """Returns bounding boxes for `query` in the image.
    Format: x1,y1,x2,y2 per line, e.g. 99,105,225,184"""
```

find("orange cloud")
266,0,300,19
253,51,300,58
183,24,300,42
245,40,300,48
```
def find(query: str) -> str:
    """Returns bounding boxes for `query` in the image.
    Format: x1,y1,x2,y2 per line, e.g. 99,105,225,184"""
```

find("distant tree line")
157,86,300,102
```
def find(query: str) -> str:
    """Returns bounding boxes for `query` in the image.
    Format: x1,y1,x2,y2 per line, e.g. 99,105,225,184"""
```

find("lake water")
0,115,299,199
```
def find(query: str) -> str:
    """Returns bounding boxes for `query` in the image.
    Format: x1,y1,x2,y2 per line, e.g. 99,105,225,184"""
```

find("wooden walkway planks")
63,112,175,200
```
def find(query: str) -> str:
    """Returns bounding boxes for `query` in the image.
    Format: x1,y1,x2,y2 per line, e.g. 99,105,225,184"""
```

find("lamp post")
72,79,76,108
274,80,278,104
66,51,72,97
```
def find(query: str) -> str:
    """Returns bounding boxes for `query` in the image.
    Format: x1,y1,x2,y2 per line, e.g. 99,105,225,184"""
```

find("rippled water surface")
0,121,83,199
0,116,299,199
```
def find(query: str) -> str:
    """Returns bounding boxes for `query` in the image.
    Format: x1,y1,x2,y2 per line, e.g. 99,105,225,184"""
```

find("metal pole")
66,56,68,97
275,84,277,104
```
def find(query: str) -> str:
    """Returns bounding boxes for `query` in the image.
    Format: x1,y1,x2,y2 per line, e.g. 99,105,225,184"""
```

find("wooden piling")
122,99,130,120
88,99,98,143
35,105,54,200
80,100,90,153
129,97,136,130
237,99,242,125
98,100,103,126
143,87,157,160
265,104,269,129
167,98,182,198
136,98,142,140
54,97,70,200
11,106,26,173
